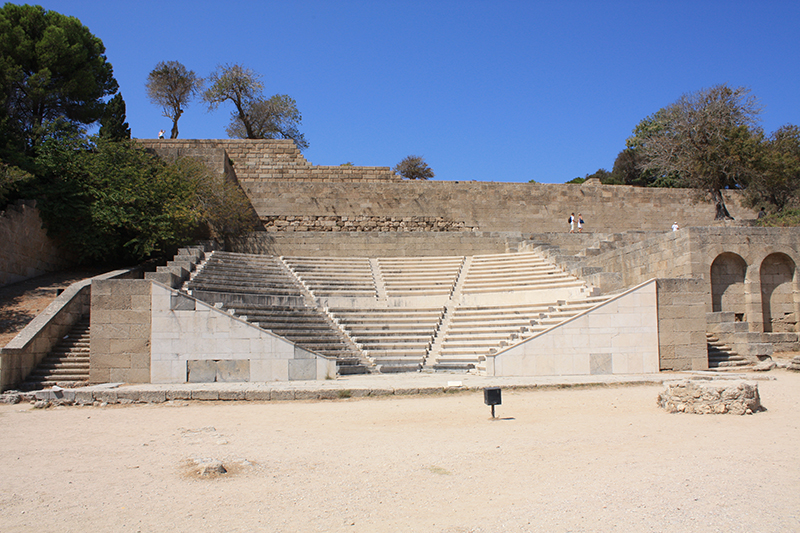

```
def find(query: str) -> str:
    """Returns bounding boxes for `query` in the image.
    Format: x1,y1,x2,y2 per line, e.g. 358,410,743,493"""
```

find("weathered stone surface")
658,380,762,415
195,459,227,476
753,360,776,372
788,356,800,372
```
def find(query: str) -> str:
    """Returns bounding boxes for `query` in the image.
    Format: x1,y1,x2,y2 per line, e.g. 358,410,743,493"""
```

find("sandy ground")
2,374,799,532
0,268,105,348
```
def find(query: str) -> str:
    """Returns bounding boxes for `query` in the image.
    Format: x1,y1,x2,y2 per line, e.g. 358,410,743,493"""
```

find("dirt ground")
0,268,105,348
1,374,799,533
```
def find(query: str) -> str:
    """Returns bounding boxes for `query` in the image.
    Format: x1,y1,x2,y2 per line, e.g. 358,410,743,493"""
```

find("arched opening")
710,253,747,317
760,253,796,333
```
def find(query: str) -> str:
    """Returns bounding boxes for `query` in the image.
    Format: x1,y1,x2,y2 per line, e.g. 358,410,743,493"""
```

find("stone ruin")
657,380,763,415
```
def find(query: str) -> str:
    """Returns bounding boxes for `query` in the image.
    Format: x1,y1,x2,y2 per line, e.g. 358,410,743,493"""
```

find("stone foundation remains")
657,380,762,414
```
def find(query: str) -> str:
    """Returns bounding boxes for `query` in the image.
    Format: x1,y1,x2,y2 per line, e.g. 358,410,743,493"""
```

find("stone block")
288,358,316,381
170,293,196,311
218,390,246,400
217,360,250,382
165,389,191,400
139,390,167,403
187,360,217,383
271,389,296,401
191,389,219,400
244,389,271,401
294,389,319,400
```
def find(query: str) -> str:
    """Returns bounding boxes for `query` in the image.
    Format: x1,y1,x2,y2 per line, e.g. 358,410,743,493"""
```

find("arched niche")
710,252,748,317
760,253,797,333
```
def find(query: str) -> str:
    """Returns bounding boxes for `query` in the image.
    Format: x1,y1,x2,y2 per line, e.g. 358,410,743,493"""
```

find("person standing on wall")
577,213,584,233
569,213,575,233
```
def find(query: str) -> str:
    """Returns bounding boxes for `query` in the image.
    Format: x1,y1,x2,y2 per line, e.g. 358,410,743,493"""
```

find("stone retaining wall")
232,231,521,257
242,179,756,234
0,200,74,287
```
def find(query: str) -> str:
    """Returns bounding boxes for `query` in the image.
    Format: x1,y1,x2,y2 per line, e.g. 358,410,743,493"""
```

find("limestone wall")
0,200,74,287
90,279,336,384
138,139,399,182
90,279,152,384
487,280,660,376
655,279,708,371
242,179,756,234
232,231,520,257
578,231,697,290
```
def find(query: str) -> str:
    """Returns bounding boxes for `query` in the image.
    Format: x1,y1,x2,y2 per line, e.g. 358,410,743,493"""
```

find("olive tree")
635,84,762,219
394,155,434,180
146,61,203,139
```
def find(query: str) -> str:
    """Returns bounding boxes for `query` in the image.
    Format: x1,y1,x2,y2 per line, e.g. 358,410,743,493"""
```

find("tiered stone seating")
186,251,369,374
378,256,463,298
283,256,377,298
328,307,444,372
461,252,585,294
186,251,306,306
432,297,610,371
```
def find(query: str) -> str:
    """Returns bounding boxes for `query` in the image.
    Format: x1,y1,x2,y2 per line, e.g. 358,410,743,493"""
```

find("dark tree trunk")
170,108,182,139
711,189,734,220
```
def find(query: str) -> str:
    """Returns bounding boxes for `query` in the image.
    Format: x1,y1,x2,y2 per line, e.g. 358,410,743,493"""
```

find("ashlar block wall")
90,279,336,384
487,280,662,376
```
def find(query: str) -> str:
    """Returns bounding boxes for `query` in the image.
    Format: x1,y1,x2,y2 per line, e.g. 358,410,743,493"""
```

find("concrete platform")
26,370,774,405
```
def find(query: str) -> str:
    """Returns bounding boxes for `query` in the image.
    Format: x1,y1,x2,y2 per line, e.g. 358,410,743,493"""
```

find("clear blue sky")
33,0,800,183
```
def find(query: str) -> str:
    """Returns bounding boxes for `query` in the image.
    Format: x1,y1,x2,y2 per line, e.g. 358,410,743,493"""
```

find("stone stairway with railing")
184,251,370,374
20,315,90,390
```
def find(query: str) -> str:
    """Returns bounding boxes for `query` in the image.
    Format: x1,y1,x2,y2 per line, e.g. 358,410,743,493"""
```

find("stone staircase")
185,251,371,374
430,296,612,372
706,333,754,371
327,307,444,373
21,315,90,389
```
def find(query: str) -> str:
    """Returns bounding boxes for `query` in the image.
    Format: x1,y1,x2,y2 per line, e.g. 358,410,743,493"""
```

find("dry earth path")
1,373,799,532
0,268,105,348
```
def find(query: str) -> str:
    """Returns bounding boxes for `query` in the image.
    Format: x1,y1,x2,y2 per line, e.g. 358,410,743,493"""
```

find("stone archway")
710,253,748,317
760,253,797,333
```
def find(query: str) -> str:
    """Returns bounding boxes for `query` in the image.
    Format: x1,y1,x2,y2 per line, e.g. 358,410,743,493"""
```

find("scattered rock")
753,360,776,372
788,356,800,372
658,380,762,415
33,400,50,409
196,459,227,476
0,391,22,404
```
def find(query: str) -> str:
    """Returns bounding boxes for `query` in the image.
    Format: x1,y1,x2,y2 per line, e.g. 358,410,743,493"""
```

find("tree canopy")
225,94,308,150
99,93,131,141
746,124,800,213
145,61,203,139
203,64,308,149
635,84,762,219
394,155,434,180
0,4,118,163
